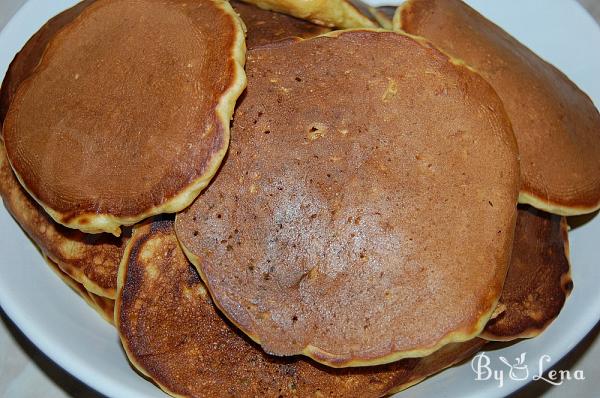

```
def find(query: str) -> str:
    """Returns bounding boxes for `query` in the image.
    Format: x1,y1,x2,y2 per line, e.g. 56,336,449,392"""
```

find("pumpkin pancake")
3,0,246,236
44,256,115,325
176,30,519,367
239,0,378,28
0,141,126,298
482,207,572,341
395,0,600,216
231,0,330,49
117,218,485,397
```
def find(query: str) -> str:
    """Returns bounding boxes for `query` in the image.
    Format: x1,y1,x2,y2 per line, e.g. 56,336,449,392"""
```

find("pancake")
117,218,485,397
239,0,379,28
231,0,331,49
44,256,115,325
0,140,126,298
395,0,600,216
371,6,397,29
175,30,520,367
482,207,572,341
3,0,247,236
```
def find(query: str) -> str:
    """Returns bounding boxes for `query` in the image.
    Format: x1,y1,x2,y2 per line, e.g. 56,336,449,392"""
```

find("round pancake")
2,0,247,236
239,0,378,28
231,0,331,49
0,140,126,298
117,218,485,397
176,30,520,367
482,207,572,341
395,0,600,216
44,256,115,325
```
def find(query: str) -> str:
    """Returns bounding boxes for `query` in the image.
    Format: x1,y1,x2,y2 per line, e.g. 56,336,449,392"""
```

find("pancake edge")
480,217,573,341
239,0,379,28
4,0,247,237
42,255,115,325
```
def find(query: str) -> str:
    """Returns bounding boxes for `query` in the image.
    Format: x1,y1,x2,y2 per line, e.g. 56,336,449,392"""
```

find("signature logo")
471,352,585,388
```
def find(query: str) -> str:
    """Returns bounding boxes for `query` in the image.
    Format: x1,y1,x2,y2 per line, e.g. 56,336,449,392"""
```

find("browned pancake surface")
231,0,330,48
3,0,246,235
483,207,572,340
397,0,600,215
117,218,485,397
176,30,519,366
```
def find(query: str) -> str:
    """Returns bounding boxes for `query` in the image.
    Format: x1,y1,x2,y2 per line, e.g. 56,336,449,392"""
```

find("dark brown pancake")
240,0,379,28
117,218,485,397
176,30,520,367
231,0,330,49
483,207,572,340
3,0,246,236
44,256,115,325
396,0,600,215
0,140,126,298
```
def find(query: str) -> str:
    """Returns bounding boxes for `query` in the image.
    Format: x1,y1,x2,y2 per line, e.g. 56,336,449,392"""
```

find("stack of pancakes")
0,0,596,396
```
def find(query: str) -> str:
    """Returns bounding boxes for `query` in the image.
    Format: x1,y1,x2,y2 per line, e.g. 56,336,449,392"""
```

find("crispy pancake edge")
3,0,248,236
43,255,115,325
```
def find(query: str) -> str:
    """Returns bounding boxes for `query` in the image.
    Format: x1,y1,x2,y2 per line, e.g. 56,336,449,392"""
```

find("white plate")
1,1,599,397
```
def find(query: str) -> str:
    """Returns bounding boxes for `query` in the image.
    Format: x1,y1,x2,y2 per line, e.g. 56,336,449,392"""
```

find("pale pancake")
117,218,485,397
231,0,331,49
240,0,378,28
44,256,115,325
482,207,572,341
176,30,519,367
0,141,126,298
3,0,246,236
395,0,600,215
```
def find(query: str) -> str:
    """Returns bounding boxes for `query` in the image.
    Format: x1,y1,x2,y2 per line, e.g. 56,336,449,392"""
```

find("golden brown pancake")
395,0,600,216
3,0,246,236
176,30,519,367
117,218,485,397
0,0,94,125
0,141,126,298
240,0,379,28
231,0,331,49
43,256,115,325
482,207,572,341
